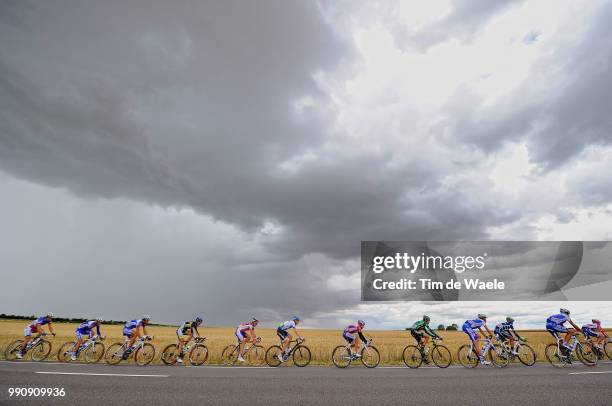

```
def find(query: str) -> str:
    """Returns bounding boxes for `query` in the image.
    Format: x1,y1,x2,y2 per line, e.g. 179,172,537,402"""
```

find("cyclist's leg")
343,332,355,353
462,324,479,355
21,326,33,351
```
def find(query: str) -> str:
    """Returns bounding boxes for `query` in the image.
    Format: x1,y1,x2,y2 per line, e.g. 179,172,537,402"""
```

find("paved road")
1,360,611,405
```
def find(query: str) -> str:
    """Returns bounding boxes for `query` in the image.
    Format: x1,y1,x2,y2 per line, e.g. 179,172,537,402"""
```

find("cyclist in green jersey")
410,315,442,357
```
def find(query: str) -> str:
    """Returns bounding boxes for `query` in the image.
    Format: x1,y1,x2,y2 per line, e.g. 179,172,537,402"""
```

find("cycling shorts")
75,329,93,340
494,329,512,340
277,327,289,340
546,322,568,333
343,332,355,343
235,329,247,343
176,328,193,340
23,325,37,337
462,323,478,342
582,327,599,338
123,327,135,337
411,329,425,342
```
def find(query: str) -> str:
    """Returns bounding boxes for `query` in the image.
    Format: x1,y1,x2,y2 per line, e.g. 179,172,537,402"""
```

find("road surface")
1,360,611,405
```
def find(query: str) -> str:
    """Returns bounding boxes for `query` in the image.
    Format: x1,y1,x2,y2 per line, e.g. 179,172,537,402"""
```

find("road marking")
568,370,612,375
35,372,168,378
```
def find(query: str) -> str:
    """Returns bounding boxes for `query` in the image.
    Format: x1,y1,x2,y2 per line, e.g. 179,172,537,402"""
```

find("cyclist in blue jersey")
462,314,493,365
276,316,303,362
72,318,104,360
546,308,580,357
18,312,56,359
122,315,152,359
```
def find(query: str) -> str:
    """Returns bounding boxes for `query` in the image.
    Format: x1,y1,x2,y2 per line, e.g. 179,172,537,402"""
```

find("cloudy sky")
1,0,612,329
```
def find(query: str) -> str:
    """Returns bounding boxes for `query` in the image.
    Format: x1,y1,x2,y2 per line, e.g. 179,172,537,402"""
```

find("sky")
1,0,612,329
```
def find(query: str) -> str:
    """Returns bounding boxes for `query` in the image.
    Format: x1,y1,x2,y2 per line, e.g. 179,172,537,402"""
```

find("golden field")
0,319,562,365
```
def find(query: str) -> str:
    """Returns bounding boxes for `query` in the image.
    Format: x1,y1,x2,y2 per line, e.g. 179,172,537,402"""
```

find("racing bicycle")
161,337,209,366
105,336,156,366
221,336,265,366
57,335,105,363
403,337,452,368
332,338,380,368
265,337,311,367
498,338,536,366
457,336,508,368
4,333,53,362
545,331,597,367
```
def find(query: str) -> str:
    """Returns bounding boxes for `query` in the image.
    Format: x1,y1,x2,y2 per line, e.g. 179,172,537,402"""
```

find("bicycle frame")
280,338,304,356
25,334,47,351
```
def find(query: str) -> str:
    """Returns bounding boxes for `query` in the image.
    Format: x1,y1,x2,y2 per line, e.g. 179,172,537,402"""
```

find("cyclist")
235,318,258,362
122,315,152,359
17,312,56,359
462,314,493,365
176,316,204,363
494,317,524,355
276,316,304,362
582,319,609,351
71,318,104,361
411,315,442,360
546,308,581,357
343,320,368,359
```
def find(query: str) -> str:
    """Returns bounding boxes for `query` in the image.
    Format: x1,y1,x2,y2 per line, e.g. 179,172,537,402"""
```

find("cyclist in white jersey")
276,316,303,362
235,318,258,362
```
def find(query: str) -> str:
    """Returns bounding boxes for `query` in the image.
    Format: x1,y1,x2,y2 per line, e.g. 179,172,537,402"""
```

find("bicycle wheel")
545,344,566,367
85,342,105,363
489,346,509,368
161,344,179,365
4,340,24,361
57,342,75,362
332,346,351,368
457,345,478,368
135,343,156,366
577,344,597,366
431,345,452,368
517,343,536,366
361,345,380,368
402,345,423,368
31,340,52,361
189,344,209,366
292,345,311,367
105,343,125,365
221,345,239,365
265,345,283,367
605,341,612,360
246,345,265,366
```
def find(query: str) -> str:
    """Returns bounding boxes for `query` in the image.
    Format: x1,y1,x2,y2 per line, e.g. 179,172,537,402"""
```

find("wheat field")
0,319,561,365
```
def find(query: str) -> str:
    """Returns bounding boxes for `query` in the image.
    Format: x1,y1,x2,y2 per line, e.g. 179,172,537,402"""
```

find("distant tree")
446,324,458,331
437,324,445,330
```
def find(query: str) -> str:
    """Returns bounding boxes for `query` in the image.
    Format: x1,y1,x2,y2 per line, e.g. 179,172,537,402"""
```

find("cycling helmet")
357,319,365,327
592,319,601,325
291,316,300,322
506,316,514,323
423,315,431,322
196,316,203,323
560,308,570,315
250,317,259,325
477,314,487,320
46,312,54,318
142,315,151,321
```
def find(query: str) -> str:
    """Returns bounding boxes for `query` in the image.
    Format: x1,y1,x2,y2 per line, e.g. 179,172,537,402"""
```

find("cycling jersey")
462,318,485,342
179,320,199,335
278,320,296,331
343,324,366,344
235,323,255,342
76,320,101,336
582,323,600,338
546,314,569,333
123,319,145,337
344,324,362,335
494,322,515,339
411,320,440,338
24,316,51,337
